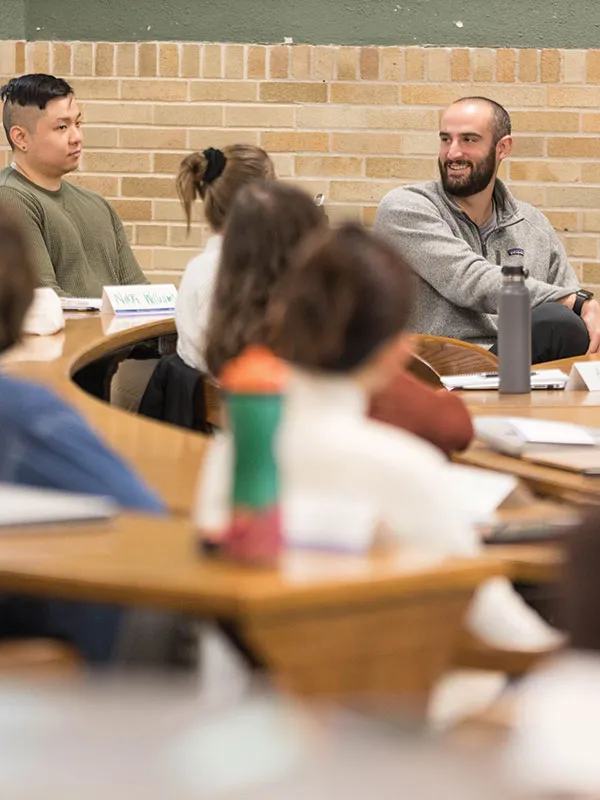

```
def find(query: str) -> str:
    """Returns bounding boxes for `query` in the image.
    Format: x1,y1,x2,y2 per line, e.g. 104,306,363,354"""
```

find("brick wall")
1,41,600,290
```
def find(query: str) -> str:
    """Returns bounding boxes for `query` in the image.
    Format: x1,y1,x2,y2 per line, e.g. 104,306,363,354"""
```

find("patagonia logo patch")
507,247,525,257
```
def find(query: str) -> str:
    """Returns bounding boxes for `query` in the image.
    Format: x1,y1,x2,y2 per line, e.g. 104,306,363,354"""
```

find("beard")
438,147,497,197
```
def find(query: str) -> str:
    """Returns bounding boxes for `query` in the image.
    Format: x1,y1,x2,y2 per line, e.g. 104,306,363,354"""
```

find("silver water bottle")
498,262,531,394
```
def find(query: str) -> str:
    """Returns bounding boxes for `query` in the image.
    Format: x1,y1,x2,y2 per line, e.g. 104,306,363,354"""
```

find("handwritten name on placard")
101,284,177,315
566,361,600,391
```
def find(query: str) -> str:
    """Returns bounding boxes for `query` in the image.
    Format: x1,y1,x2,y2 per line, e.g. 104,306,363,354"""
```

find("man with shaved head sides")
0,74,147,297
375,96,599,364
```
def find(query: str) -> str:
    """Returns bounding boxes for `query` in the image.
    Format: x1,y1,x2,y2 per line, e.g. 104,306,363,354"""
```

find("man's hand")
580,298,600,354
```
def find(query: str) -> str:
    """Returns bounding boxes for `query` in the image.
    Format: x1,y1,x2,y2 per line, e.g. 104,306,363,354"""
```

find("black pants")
490,303,590,364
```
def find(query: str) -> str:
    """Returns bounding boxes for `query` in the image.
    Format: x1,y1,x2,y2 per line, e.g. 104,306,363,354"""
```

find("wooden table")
0,513,502,704
2,314,208,515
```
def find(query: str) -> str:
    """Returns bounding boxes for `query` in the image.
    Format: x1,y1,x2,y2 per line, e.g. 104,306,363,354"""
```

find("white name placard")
566,361,600,391
101,284,177,315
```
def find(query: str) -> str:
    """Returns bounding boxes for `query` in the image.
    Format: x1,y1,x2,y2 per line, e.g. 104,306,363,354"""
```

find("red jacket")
369,371,474,456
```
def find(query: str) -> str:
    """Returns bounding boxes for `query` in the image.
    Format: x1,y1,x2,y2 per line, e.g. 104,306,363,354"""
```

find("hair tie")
202,148,227,183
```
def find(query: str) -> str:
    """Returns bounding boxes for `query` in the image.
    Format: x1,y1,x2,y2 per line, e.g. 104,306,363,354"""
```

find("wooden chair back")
406,354,444,389
0,640,82,676
414,335,498,377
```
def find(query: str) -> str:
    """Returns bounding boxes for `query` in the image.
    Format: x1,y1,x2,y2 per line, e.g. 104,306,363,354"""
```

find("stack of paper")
60,297,102,312
442,369,568,391
0,484,117,528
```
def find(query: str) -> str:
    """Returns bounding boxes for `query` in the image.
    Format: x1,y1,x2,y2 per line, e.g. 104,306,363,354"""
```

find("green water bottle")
218,346,289,566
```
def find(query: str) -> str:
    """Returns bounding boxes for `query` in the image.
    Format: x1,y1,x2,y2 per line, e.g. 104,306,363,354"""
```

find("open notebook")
474,416,600,475
0,484,118,528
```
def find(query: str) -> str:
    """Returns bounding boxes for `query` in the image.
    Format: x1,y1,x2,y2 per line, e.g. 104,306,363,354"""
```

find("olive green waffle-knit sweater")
0,166,147,297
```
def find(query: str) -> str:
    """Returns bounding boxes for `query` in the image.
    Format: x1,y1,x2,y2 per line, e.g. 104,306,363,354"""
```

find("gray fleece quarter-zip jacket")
374,179,580,346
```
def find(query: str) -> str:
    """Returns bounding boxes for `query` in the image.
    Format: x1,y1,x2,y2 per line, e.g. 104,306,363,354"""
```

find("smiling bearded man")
374,96,598,364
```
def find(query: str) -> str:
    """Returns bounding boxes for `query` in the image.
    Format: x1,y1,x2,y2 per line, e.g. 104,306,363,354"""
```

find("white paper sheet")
0,484,117,528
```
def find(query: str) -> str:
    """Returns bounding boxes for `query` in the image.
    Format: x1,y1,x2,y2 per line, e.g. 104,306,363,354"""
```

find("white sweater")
175,235,222,373
195,371,560,652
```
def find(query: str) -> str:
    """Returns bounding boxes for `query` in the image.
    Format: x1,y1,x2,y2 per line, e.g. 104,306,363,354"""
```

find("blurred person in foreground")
195,182,560,652
0,210,164,663
203,179,472,455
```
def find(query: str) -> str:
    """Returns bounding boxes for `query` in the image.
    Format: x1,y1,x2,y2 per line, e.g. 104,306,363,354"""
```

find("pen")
480,371,542,378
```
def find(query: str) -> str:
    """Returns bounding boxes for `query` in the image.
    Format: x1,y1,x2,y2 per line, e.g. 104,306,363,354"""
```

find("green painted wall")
1,0,600,48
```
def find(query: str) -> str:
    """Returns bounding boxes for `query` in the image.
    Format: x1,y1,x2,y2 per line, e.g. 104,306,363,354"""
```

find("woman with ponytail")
196,182,561,655
174,145,275,373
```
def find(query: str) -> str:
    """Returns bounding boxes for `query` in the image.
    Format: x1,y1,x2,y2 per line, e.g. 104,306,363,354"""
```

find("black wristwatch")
573,289,594,317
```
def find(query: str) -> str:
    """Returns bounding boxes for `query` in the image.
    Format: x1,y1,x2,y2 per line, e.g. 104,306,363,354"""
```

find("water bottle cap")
501,265,527,276
220,345,290,393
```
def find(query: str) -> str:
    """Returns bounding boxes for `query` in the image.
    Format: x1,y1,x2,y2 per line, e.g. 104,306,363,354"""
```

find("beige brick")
132,247,154,269
111,199,152,221
224,44,244,79
152,200,190,222
202,44,222,78
546,211,579,232
510,185,548,205
181,44,200,78
330,83,397,104
403,83,546,107
582,263,600,283
546,186,600,207
321,204,362,224
583,212,600,232
247,45,266,79
116,43,136,77
330,180,394,203
497,49,516,82
549,86,600,106
313,47,335,81
562,50,586,83
15,42,25,73
296,105,437,130
169,225,204,247
332,133,403,154
588,51,600,82
511,111,579,132
188,128,259,149
225,104,295,128
381,47,403,81
52,43,72,75
360,47,380,80
137,225,168,246
155,103,223,127
336,47,358,80
153,248,195,270
511,137,545,157
451,49,470,82
154,152,186,174
148,270,184,287
83,102,153,124
292,45,312,80
123,224,135,242
269,45,289,79
81,125,118,148
405,48,424,81
67,174,119,195
260,82,326,103
28,42,50,73
138,42,157,77
563,236,597,258
399,132,440,154
582,163,600,183
261,131,329,152
295,156,363,177
541,49,560,83
362,206,377,226
282,177,329,198
270,154,294,177
83,151,151,173
509,160,580,183
123,177,177,199
548,137,600,158
159,44,180,77
70,79,119,99
582,114,600,132
191,81,257,102
473,48,495,82
427,49,450,82
518,49,538,82
122,80,187,102
0,42,16,75
366,157,436,180
120,127,186,149
72,43,93,76
95,43,114,77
